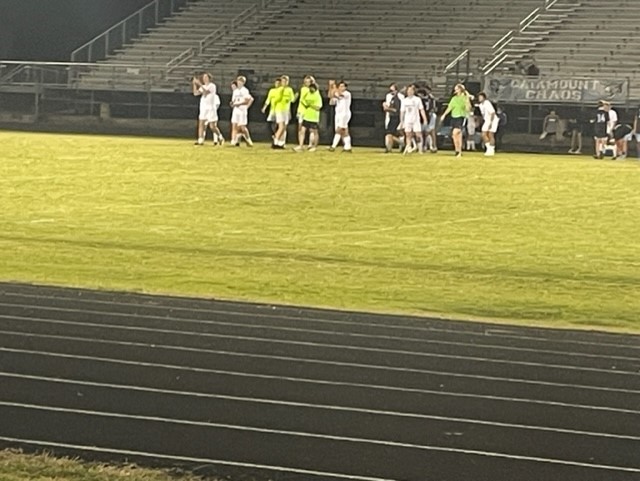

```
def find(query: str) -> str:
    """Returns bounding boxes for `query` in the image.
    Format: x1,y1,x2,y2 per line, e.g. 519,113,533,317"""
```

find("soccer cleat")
308,146,317,152
455,152,462,158
327,147,336,152
293,146,304,152
343,149,352,153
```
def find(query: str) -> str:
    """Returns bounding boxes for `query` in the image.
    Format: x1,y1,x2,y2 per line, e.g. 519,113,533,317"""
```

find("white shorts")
335,112,352,130
404,119,422,134
482,117,499,133
276,111,291,124
199,109,218,124
266,111,276,122
232,108,248,126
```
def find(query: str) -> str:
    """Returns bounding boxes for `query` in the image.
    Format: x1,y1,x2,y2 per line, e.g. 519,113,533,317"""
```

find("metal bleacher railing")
70,0,193,63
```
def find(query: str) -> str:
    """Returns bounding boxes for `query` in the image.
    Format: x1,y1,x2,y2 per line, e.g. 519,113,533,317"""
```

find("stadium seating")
486,0,640,85
77,0,544,95
75,0,640,99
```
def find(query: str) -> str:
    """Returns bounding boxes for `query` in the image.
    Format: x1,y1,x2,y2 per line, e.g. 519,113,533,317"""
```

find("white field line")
2,313,638,377
0,436,398,481
1,346,638,412
0,300,637,362
2,288,637,351
2,371,638,441
1,406,639,473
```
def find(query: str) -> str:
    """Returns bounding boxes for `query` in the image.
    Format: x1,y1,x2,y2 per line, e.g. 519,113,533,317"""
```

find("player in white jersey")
192,73,223,145
477,92,499,156
399,85,427,154
328,80,353,152
230,75,254,147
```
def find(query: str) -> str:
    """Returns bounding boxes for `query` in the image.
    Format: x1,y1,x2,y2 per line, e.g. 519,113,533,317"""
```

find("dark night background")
0,0,151,60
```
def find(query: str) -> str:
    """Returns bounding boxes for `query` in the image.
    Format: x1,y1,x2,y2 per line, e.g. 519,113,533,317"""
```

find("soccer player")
328,80,353,152
261,77,281,136
297,75,314,137
382,83,404,153
612,118,632,160
230,76,254,147
440,83,472,158
294,82,322,152
272,75,296,149
192,73,223,145
477,92,499,156
592,100,609,159
420,86,438,153
400,84,427,155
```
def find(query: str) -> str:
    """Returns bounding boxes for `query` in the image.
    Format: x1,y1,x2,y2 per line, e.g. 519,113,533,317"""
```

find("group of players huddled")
192,73,504,156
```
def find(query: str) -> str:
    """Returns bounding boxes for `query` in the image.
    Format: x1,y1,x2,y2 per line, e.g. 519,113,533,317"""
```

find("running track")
0,282,639,481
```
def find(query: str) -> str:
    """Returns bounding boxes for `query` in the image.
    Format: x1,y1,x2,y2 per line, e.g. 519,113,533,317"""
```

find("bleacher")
74,0,640,100
523,0,640,79
76,0,543,96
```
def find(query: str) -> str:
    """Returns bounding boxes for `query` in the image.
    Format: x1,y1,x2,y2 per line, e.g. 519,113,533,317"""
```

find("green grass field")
1,130,639,331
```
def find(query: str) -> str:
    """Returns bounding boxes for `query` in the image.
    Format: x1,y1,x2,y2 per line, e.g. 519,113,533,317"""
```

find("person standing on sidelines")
382,83,404,153
477,92,499,156
440,83,472,158
272,75,296,149
328,80,353,152
192,73,222,145
592,100,609,159
399,84,427,155
294,81,322,152
262,77,281,137
230,75,254,147
420,86,438,152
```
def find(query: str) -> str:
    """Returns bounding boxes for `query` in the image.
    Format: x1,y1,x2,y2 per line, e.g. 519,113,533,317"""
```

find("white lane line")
3,371,639,441
2,330,637,396
1,347,638,414
1,404,640,473
2,313,638,377
0,435,380,481
3,289,637,351
0,301,637,362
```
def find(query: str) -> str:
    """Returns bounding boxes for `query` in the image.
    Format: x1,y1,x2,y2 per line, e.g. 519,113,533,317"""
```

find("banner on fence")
485,77,629,103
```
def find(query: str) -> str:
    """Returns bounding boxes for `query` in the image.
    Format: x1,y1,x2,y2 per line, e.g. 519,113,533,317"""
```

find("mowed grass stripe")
1,131,639,331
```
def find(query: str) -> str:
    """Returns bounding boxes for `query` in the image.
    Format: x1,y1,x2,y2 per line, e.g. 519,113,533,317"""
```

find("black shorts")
450,117,466,130
593,125,607,139
385,117,400,135
302,120,319,130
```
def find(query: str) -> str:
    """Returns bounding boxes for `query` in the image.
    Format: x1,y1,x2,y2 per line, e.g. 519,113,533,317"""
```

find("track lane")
1,282,639,481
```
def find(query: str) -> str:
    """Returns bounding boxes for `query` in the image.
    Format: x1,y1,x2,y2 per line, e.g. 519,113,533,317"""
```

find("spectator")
539,110,560,146
496,106,507,150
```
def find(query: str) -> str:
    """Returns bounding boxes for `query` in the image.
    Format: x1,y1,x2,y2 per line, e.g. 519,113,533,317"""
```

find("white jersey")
199,82,217,111
400,95,424,124
479,99,496,121
334,90,352,116
608,108,618,133
232,86,252,112
384,91,405,126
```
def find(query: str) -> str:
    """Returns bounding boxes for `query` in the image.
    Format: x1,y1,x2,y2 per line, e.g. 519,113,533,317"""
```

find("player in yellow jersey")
272,75,296,149
261,77,281,137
